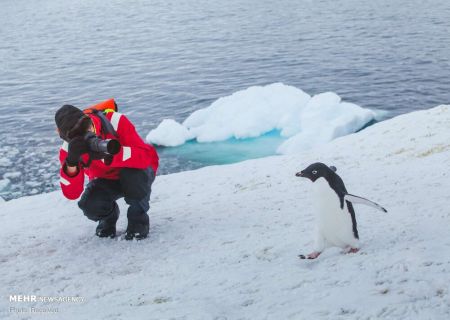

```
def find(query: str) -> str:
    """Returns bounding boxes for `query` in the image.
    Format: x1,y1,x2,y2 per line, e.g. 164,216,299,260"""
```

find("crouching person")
54,99,159,240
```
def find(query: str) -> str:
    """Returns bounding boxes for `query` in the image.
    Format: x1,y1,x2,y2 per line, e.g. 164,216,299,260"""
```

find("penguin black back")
296,162,359,239
296,162,347,206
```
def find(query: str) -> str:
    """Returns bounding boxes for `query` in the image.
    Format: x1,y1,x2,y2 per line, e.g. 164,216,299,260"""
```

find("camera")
84,132,121,155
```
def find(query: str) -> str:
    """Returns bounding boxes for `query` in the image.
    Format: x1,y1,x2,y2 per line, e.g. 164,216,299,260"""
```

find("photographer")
55,102,159,240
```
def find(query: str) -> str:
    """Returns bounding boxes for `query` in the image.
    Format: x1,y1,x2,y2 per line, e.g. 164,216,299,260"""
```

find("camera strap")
91,109,119,138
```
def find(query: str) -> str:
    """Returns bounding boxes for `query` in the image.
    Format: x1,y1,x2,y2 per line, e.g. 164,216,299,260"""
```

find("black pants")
78,167,155,224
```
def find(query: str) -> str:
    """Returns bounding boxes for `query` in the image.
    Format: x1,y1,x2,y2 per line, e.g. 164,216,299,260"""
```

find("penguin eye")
312,170,317,175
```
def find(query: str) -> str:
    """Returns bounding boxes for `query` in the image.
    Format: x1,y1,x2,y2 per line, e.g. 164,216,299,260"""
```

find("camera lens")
106,139,121,155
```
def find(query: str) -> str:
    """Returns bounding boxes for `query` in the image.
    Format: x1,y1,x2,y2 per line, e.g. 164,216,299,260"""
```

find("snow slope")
1,106,449,320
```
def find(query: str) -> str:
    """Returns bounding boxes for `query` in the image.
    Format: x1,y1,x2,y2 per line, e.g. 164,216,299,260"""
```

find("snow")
1,105,450,319
146,83,378,153
145,119,194,147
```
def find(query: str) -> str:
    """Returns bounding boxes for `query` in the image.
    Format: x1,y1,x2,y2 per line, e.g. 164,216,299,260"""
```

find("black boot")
125,213,149,240
96,204,119,238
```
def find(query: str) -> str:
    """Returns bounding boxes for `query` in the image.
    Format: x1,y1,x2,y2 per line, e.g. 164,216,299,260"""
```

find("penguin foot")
345,247,360,254
299,251,321,260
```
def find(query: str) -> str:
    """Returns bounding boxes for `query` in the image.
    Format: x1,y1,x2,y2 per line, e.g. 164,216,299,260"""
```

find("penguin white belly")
312,178,358,249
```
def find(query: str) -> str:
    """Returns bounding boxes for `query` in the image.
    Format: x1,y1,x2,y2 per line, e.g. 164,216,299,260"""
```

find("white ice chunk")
3,172,21,179
146,119,193,147
183,83,310,142
0,158,12,167
0,178,10,191
277,93,375,154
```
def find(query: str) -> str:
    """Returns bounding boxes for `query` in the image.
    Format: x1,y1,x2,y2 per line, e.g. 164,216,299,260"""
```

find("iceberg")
146,83,378,154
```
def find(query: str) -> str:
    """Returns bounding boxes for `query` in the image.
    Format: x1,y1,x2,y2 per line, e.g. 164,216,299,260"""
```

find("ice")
0,178,11,191
183,83,310,142
0,157,13,167
146,83,377,154
3,171,22,179
157,130,285,166
277,93,376,154
146,119,193,147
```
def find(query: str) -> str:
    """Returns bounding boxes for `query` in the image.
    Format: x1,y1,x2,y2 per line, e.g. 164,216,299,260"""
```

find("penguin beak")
295,171,304,177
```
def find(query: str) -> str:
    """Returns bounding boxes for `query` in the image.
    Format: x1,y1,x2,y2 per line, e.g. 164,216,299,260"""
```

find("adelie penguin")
296,162,387,260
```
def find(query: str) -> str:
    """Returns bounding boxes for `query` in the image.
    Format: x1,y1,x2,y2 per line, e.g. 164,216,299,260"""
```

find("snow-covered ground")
1,105,449,320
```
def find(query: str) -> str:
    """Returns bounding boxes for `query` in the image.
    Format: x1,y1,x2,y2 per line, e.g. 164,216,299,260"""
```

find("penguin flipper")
344,194,388,213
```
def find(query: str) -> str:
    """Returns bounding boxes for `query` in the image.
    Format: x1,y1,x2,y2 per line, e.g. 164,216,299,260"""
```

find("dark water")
1,0,450,200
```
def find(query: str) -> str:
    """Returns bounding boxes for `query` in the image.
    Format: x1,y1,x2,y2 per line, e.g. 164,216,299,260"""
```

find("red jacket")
59,111,159,200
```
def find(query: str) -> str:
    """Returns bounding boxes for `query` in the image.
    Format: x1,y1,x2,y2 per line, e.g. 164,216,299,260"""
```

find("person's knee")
78,195,114,221
120,167,154,200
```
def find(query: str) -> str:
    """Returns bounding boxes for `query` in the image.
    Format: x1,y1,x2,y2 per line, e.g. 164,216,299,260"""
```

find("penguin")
295,162,387,259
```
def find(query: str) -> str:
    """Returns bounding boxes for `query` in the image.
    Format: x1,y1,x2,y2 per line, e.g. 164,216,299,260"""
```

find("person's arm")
58,141,85,200
107,113,159,170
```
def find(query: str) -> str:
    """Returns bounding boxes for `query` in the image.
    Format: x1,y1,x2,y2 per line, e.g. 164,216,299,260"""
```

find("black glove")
66,136,89,167
88,151,114,165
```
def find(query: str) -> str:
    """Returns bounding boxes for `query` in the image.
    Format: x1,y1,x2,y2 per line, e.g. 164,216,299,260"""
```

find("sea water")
1,0,450,200
157,130,286,174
